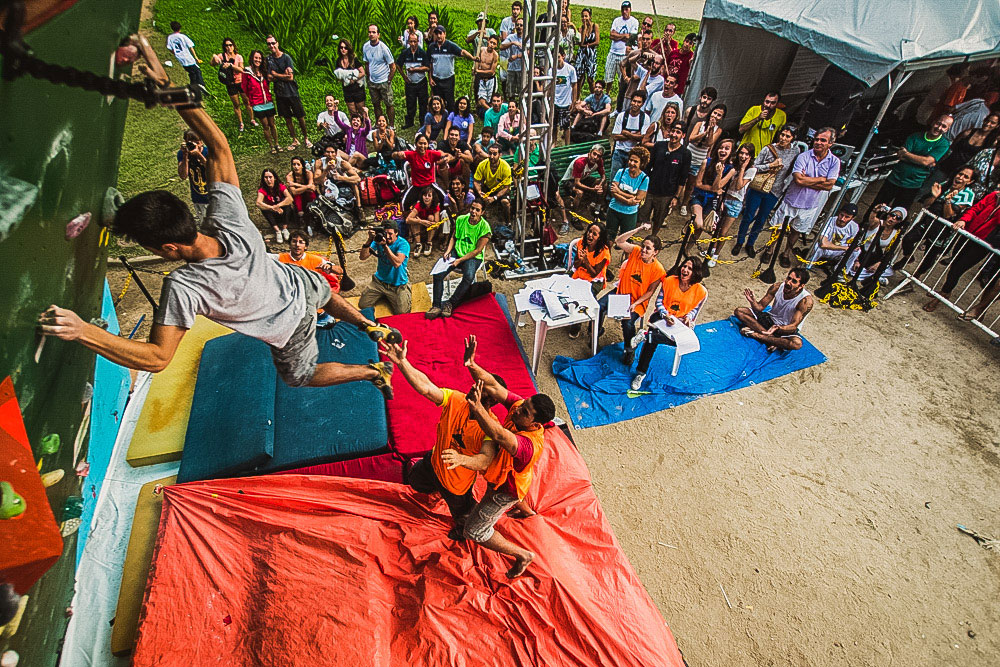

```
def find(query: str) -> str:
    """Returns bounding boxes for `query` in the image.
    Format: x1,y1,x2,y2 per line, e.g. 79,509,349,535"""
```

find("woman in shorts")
334,38,367,117
212,38,251,131
241,50,279,153
688,138,734,253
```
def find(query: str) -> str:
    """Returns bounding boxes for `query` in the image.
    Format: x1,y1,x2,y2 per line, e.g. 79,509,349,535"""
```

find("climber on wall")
37,35,399,399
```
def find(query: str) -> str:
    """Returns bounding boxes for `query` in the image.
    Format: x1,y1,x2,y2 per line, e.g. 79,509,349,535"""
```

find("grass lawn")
118,0,698,215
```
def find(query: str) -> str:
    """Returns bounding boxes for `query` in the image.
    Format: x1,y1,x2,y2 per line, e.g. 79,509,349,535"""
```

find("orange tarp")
133,427,684,666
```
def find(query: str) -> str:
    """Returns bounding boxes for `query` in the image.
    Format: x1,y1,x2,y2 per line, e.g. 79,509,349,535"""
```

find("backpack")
373,174,400,203
358,176,379,207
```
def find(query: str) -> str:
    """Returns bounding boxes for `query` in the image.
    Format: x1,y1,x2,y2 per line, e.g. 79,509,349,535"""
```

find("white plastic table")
512,276,601,373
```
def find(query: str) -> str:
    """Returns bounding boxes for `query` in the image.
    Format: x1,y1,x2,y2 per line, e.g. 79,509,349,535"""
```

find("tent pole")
823,69,914,219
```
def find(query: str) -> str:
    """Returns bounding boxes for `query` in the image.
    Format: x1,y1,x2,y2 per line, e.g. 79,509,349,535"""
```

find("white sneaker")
305,225,313,237
629,330,645,349
679,205,689,217
281,228,290,242
412,242,423,256
630,373,646,391
559,222,570,235
707,254,718,268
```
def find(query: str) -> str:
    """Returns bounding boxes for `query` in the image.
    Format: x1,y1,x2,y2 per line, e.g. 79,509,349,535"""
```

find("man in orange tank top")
380,341,506,540
440,336,556,578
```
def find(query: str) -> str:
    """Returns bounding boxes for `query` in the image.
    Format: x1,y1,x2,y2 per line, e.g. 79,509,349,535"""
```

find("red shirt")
960,191,1000,241
404,149,442,187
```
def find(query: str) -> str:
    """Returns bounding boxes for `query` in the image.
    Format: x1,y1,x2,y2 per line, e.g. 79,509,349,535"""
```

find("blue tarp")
553,318,826,429
77,280,131,565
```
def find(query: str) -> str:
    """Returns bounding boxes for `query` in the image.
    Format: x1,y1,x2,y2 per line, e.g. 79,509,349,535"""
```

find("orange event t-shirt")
617,247,666,317
430,389,495,495
659,275,707,318
483,399,545,500
571,245,612,282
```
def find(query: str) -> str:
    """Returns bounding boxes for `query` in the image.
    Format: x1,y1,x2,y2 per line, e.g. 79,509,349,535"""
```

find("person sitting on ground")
313,143,363,208
436,127,474,196
358,225,412,315
420,95,449,144
334,107,373,170
571,79,612,135
405,186,441,257
601,224,666,362
427,199,492,319
607,145,651,240
378,339,504,541
39,34,395,397
560,144,607,221
444,95,476,144
316,95,350,139
443,337,558,578
735,268,813,352
851,206,905,284
482,92,509,134
285,155,318,234
447,175,475,220
567,222,612,339
638,121,690,236
256,168,294,242
472,126,496,167
807,203,859,268
496,103,525,154
370,114,397,158
473,143,513,223
922,188,1000,316
392,133,451,211
629,256,707,390
896,165,977,277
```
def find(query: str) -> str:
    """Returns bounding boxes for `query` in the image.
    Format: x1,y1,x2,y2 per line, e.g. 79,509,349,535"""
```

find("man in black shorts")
39,35,395,397
266,35,312,150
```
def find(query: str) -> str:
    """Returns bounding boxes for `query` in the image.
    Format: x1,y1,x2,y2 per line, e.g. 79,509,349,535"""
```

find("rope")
114,274,132,305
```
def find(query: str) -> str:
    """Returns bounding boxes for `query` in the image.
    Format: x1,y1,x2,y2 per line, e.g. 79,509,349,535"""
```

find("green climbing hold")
62,495,84,521
40,433,61,454
0,482,26,520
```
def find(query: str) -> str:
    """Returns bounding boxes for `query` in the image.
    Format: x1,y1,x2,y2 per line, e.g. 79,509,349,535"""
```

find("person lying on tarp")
627,256,707,391
440,335,556,579
378,339,506,541
37,35,396,399
735,268,813,352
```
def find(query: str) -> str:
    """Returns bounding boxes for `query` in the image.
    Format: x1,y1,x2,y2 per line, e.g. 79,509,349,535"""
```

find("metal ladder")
500,0,562,280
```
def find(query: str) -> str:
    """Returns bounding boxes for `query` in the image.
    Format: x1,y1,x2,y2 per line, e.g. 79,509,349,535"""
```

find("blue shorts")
722,197,744,218
691,188,716,211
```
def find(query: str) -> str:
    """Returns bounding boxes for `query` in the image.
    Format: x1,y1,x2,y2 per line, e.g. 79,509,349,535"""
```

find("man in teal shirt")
483,92,509,133
876,115,953,209
359,226,412,314
427,199,492,319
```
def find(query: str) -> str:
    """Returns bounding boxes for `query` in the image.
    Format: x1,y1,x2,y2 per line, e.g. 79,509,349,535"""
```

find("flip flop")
922,300,939,313
740,327,754,337
958,311,979,321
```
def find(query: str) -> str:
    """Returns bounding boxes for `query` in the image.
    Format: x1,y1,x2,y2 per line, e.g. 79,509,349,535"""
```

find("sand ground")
108,198,1000,666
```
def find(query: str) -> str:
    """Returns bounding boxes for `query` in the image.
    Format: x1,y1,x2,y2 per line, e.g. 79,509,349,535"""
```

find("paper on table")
430,257,453,275
651,319,701,355
607,294,631,319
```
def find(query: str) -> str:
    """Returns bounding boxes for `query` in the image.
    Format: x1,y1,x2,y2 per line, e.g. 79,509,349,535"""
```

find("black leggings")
941,242,997,294
262,207,293,229
636,312,678,374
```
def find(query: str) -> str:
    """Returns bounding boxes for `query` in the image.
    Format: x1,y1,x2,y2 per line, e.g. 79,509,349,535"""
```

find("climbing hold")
64,212,92,239
90,317,109,330
0,483,25,520
1,649,19,666
40,433,61,454
75,461,90,477
62,495,83,521
40,469,64,488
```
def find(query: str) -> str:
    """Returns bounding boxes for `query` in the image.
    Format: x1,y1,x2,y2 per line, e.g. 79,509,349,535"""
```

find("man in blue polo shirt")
358,226,412,314
427,26,475,112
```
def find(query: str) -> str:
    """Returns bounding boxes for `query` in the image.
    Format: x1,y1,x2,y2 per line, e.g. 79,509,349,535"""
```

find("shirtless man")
734,268,813,351
313,143,362,205
473,36,499,113
38,35,395,396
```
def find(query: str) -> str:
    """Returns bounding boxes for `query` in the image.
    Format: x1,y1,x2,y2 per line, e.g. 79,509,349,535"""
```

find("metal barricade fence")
884,209,1000,340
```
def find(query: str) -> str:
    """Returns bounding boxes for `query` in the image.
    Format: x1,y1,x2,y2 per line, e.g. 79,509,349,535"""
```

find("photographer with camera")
177,130,210,221
358,225,413,315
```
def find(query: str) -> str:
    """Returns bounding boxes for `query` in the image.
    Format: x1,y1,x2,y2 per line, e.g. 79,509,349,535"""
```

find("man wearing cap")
606,1,639,100
807,203,858,268
467,13,497,55
428,26,476,113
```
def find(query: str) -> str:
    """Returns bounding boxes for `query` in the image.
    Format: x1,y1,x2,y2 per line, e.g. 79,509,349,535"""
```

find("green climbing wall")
0,0,141,663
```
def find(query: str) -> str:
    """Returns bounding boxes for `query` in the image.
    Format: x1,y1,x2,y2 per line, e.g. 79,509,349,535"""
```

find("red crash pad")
382,294,537,457
275,452,405,484
132,427,683,666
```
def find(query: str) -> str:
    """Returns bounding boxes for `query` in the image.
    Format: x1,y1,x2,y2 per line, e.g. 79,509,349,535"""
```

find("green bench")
501,138,612,181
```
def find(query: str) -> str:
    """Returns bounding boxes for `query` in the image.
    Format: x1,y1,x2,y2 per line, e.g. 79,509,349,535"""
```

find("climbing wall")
0,0,142,664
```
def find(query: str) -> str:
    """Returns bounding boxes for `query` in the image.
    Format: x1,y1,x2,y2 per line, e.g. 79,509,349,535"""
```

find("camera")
373,227,388,244
874,204,890,221
185,141,197,151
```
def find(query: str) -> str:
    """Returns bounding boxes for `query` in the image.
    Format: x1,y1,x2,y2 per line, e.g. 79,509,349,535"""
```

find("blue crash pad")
177,309,389,483
177,333,276,483
553,317,827,428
